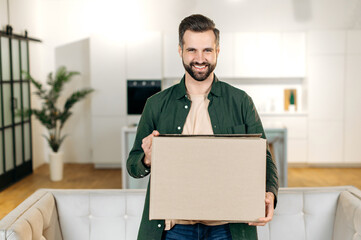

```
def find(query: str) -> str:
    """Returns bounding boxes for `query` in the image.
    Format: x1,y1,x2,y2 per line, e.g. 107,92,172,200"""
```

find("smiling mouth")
192,64,208,71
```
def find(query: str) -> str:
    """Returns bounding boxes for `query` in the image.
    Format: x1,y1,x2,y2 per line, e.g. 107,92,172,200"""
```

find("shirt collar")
175,73,222,100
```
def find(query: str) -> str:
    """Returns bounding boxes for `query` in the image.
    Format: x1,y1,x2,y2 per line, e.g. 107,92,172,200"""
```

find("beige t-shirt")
165,93,228,230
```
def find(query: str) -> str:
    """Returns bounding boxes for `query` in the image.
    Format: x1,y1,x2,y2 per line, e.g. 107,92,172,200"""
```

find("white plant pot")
288,104,296,112
49,151,64,181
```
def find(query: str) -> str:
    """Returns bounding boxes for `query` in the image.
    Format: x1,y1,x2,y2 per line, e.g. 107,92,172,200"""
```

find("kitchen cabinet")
261,115,308,163
307,56,344,121
90,34,126,116
288,139,308,164
308,120,344,164
163,32,184,79
281,33,306,77
345,31,361,162
215,32,234,78
90,35,128,166
126,31,162,79
234,33,270,77
234,32,305,78
307,31,345,55
92,116,126,168
307,31,346,164
344,44,361,163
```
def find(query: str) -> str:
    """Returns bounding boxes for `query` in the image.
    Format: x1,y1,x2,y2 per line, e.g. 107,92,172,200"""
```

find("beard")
182,59,217,82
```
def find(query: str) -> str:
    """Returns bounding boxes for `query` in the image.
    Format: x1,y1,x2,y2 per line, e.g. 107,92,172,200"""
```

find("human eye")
205,48,213,52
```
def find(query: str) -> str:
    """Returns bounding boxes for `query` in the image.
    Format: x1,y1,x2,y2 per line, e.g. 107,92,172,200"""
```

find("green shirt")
127,74,279,240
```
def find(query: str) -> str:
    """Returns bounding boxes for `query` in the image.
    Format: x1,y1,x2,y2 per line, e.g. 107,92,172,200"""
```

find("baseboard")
288,162,361,168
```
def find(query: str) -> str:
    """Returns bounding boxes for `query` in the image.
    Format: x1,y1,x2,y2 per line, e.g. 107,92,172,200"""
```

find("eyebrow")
185,47,214,51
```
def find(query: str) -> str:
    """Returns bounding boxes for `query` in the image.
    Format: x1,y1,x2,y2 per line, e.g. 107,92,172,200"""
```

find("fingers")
141,131,160,167
141,136,152,153
248,192,275,226
142,131,159,150
248,222,266,226
248,214,273,226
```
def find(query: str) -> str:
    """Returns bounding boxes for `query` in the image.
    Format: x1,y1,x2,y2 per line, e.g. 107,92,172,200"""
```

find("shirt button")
145,169,149,173
214,125,217,128
185,105,188,109
177,126,181,130
158,224,162,228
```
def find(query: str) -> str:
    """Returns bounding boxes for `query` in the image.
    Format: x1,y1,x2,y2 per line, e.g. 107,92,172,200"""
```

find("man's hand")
141,130,160,167
248,192,275,226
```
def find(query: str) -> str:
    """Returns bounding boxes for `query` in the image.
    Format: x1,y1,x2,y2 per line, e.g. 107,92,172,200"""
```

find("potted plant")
19,66,94,181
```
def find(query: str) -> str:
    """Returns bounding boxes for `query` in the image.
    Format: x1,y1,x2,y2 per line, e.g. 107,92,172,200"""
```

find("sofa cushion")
51,190,146,240
258,188,341,240
333,191,361,240
303,191,340,240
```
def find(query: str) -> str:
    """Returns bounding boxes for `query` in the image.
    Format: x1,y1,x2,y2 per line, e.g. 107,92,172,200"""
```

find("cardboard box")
149,134,266,223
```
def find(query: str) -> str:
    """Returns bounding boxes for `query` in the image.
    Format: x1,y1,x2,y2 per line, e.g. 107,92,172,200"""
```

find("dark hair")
178,14,220,49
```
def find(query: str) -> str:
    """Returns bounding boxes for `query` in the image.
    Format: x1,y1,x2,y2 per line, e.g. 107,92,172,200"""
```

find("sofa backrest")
49,189,146,240
1,186,360,240
333,189,361,240
257,187,346,240
0,190,62,240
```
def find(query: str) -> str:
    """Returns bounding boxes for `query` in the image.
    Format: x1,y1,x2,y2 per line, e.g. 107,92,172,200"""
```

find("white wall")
55,38,92,163
194,0,361,31
2,0,361,167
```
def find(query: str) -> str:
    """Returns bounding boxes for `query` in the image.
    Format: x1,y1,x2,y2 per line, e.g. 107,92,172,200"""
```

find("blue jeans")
162,223,232,240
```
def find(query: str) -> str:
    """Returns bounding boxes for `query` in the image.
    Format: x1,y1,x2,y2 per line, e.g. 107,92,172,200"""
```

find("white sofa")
0,186,360,240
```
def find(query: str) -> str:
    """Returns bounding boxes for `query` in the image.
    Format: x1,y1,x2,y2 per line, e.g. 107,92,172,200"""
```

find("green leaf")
43,134,60,152
63,88,94,111
59,111,72,129
25,66,94,150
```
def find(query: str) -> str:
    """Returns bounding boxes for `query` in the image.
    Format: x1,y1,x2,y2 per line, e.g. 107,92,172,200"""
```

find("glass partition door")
0,35,33,190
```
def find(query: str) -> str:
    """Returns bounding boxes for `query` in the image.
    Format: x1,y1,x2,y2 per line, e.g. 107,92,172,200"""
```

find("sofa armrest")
333,188,361,240
0,190,62,240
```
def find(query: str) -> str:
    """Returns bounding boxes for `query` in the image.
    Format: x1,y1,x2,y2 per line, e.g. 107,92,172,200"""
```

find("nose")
194,51,205,63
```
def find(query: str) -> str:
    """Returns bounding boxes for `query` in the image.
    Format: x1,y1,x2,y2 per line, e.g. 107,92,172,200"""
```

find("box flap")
158,133,262,138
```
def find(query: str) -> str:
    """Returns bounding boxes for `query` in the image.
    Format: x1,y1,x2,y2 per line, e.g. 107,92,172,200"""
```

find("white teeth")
194,65,206,69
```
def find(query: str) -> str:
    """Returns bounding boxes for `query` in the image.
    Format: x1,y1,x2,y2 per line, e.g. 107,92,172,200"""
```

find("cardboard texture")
150,135,266,222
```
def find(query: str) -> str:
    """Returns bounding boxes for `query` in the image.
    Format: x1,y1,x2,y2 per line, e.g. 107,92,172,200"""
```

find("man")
127,14,279,240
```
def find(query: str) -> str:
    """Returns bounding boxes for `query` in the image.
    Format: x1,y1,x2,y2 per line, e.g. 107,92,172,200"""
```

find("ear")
178,44,182,58
216,45,220,55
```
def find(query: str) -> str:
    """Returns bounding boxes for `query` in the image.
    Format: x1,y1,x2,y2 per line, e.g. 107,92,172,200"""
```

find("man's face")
179,30,220,82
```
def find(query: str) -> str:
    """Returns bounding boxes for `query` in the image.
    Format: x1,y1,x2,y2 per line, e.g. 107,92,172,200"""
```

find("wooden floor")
288,167,361,189
0,164,122,220
0,163,361,220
